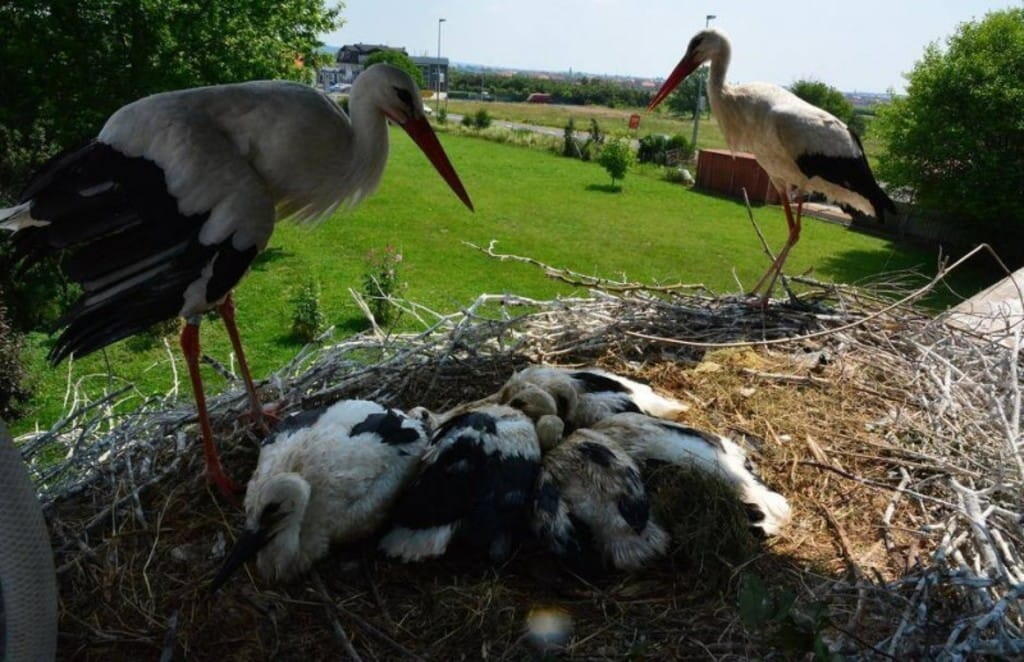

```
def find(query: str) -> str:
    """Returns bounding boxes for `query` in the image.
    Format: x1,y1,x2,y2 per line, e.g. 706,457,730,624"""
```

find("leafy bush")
473,108,492,129
597,139,634,188
364,49,425,88
875,8,1024,230
663,166,694,185
449,70,654,108
637,133,693,165
436,106,448,124
362,246,404,328
562,118,577,157
460,113,475,128
0,295,30,420
588,118,604,145
790,79,855,125
290,279,326,343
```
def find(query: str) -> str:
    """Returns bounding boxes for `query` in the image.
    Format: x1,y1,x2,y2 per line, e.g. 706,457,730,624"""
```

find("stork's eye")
260,502,283,526
393,86,415,110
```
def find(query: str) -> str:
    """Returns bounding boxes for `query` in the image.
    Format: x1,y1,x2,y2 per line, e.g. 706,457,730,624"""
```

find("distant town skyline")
321,0,1018,93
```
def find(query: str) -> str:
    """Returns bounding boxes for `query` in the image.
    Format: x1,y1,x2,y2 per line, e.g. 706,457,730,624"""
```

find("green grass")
446,99,886,162
447,99,730,150
12,128,987,434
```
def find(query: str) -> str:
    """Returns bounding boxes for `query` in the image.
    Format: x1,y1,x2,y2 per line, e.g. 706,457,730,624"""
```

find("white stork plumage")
0,64,472,497
209,400,429,589
648,30,896,300
497,365,688,433
534,428,669,572
379,402,547,563
592,413,791,537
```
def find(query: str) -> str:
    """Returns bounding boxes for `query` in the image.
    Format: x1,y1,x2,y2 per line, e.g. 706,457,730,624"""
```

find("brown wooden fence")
695,149,780,204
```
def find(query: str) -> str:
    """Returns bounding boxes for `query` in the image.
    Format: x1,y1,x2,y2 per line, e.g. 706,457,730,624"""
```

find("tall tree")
875,8,1024,230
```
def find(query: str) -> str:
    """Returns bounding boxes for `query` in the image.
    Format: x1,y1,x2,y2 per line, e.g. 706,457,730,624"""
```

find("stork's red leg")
218,293,278,435
749,188,799,297
759,197,803,304
181,320,241,499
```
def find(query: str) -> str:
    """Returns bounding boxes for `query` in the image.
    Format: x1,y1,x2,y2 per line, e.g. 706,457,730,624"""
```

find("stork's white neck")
342,91,390,205
706,39,731,102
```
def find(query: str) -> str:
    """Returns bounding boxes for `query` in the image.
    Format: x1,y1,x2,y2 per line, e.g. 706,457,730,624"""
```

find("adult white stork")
648,30,896,300
0,64,473,498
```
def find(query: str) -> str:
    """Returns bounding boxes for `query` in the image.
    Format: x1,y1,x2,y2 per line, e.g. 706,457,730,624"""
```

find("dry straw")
18,243,1024,659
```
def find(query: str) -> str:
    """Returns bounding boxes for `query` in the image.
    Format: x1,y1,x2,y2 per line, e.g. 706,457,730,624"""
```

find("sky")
321,0,1020,92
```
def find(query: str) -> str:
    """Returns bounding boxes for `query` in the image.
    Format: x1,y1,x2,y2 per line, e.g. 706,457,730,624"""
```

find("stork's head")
647,29,729,111
210,473,311,592
502,382,569,450
357,63,474,211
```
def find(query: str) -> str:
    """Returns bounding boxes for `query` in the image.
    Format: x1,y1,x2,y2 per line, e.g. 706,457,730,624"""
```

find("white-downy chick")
379,404,543,563
211,400,428,590
498,365,687,432
593,413,791,537
533,429,669,572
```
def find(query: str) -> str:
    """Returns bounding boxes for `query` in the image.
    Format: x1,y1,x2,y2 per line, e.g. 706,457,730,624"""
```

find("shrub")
875,8,1024,230
562,118,577,157
362,246,404,328
588,118,604,145
0,294,30,420
664,166,694,185
436,106,448,124
460,113,475,128
597,139,634,188
290,279,326,343
472,108,492,129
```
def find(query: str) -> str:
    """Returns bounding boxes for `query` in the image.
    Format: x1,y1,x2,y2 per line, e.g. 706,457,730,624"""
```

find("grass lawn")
12,128,986,434
446,99,886,162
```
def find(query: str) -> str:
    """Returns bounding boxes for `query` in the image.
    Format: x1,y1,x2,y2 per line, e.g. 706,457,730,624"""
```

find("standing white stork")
0,64,473,498
647,30,896,301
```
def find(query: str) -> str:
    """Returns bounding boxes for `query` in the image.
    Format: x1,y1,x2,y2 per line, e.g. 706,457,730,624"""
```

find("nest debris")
17,248,1024,660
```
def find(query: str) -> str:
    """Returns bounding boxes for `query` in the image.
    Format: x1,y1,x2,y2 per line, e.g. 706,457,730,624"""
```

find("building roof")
410,56,449,66
337,43,407,64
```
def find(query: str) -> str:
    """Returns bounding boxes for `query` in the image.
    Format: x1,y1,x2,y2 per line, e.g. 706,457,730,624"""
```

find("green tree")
665,70,708,119
364,49,425,88
790,80,855,124
597,140,634,189
875,8,1024,230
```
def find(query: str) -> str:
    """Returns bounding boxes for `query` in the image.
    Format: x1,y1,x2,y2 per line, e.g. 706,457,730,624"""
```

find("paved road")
447,113,639,149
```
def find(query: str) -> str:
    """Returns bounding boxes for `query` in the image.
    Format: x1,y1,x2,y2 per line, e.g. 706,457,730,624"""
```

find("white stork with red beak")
0,63,473,498
648,30,896,300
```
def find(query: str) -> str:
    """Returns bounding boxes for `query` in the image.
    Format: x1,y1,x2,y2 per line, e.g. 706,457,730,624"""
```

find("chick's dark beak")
209,526,273,594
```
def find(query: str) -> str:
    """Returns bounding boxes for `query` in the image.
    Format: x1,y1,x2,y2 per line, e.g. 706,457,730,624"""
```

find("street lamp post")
436,18,446,114
691,14,716,149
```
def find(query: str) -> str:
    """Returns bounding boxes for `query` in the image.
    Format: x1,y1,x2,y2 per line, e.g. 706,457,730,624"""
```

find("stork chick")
379,403,545,563
498,365,687,432
534,429,669,572
210,400,428,589
594,413,791,537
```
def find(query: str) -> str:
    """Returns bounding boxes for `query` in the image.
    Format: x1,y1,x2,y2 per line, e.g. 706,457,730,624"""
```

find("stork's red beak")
647,54,701,111
402,116,474,211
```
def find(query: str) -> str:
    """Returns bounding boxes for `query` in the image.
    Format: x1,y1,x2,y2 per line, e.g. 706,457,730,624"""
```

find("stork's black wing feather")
8,141,257,363
795,129,896,221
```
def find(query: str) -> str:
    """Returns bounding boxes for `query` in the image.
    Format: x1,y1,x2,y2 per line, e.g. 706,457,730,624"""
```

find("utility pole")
691,14,716,149
436,18,446,114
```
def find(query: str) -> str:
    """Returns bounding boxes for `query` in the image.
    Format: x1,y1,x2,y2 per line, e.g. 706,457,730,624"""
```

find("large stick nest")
19,253,1024,660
